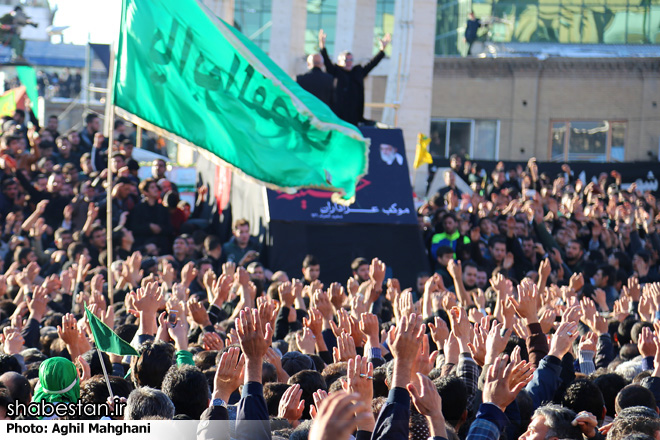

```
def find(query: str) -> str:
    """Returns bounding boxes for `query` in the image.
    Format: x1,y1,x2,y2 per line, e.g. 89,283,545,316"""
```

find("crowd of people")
35,68,83,100
0,106,659,440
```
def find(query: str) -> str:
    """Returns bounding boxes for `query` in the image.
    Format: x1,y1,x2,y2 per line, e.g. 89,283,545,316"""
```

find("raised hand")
562,304,581,324
513,319,531,339
167,306,189,351
482,355,533,412
2,326,24,355
447,259,462,282
539,308,557,334
318,29,327,49
333,330,357,363
407,373,447,439
472,289,487,310
202,332,224,351
257,296,279,333
412,334,439,377
468,319,488,366
327,282,345,310
490,272,507,296
209,274,232,307
278,281,295,308
342,355,375,431
309,390,328,419
126,251,143,287
188,297,212,328
236,307,273,383
202,269,216,292
579,298,607,336
449,306,471,353
398,290,414,317
158,259,174,288
638,326,656,358
57,313,88,359
485,321,513,365
343,355,374,402
569,273,585,293
76,355,91,382
27,285,49,322
278,384,305,427
308,391,371,440
549,322,579,359
510,279,539,324
180,262,197,287
264,347,289,383
388,313,425,388
25,261,41,285
538,258,551,279
330,307,352,337
312,290,333,321
212,346,244,402
127,281,165,336
222,262,236,278
593,288,609,312
359,313,380,352
428,316,449,348
304,307,325,337
572,411,599,438
379,33,391,51
296,327,317,355
347,278,359,297
369,258,386,288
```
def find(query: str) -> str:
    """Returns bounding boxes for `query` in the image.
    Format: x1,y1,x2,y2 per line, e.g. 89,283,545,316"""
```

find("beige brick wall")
431,57,660,162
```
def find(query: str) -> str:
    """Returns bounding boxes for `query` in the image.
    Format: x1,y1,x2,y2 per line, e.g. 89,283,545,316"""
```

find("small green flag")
84,305,138,356
0,88,18,118
114,0,369,203
15,66,38,115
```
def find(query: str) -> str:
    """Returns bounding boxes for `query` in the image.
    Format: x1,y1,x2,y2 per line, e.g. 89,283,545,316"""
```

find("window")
374,0,395,56
306,0,338,55
549,120,626,162
429,118,500,160
435,0,470,56
234,0,272,53
434,0,659,55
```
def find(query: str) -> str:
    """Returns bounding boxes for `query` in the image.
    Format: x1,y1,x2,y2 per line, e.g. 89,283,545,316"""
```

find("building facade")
431,56,660,163
202,0,660,194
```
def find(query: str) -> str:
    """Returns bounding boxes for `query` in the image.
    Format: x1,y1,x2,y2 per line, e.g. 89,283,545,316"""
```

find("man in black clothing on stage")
296,53,334,108
318,29,391,126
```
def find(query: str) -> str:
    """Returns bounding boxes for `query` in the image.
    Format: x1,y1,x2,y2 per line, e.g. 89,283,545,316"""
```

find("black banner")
267,127,417,224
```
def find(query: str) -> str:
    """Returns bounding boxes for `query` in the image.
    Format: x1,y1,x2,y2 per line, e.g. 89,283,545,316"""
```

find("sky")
49,0,122,44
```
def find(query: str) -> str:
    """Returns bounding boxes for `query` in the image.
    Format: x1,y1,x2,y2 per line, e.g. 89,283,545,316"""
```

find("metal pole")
105,105,115,306
96,348,114,398
104,40,117,305
84,33,90,111
136,125,142,149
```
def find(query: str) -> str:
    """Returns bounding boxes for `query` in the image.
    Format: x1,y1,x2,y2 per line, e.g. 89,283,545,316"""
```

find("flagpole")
96,348,115,398
104,39,117,306
105,104,115,307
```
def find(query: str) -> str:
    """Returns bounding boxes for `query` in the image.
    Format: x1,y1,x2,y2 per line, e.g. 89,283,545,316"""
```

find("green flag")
114,0,369,203
15,66,38,116
0,88,17,118
84,305,138,356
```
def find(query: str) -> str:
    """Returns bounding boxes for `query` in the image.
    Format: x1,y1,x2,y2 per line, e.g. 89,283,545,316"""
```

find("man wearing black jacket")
318,29,390,126
296,54,334,108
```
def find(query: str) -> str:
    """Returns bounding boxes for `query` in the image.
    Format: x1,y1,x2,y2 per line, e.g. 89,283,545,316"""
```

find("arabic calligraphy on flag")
114,0,368,203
